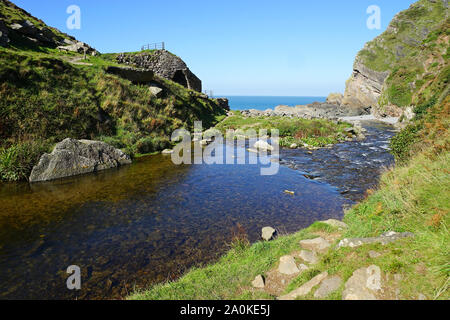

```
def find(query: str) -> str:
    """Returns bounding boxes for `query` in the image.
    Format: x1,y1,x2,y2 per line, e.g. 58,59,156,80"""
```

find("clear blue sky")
13,0,416,96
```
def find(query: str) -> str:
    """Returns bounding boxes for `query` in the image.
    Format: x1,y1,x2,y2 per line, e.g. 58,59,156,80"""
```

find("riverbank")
215,111,358,148
129,127,449,300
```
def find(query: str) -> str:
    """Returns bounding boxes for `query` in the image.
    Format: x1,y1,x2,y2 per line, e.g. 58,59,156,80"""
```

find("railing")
141,42,165,51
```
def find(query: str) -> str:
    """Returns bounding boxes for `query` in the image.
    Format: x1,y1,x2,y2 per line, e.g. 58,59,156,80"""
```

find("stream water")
0,120,396,299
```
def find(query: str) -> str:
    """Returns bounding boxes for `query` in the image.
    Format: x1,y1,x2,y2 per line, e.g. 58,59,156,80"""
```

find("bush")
135,136,171,154
414,96,437,120
0,141,50,182
390,123,422,162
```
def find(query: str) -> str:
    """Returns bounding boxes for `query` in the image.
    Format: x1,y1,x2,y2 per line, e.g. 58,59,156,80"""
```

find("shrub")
390,123,422,162
0,141,50,181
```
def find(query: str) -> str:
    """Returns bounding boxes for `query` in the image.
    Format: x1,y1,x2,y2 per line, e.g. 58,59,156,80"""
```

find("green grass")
215,114,351,148
129,227,320,300
0,47,225,181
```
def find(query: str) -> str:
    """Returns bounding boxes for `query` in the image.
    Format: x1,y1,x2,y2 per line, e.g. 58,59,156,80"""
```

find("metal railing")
141,42,165,51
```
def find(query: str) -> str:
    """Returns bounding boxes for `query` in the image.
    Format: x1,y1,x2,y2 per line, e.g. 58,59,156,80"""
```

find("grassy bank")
0,48,226,181
215,112,352,148
129,97,449,300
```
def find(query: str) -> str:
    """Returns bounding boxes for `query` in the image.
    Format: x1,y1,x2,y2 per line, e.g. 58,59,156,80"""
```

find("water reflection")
0,121,393,299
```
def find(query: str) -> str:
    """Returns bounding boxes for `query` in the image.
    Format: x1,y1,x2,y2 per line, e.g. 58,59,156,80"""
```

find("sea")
224,96,327,111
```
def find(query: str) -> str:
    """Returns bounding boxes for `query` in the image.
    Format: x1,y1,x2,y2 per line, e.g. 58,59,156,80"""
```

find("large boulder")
29,139,132,182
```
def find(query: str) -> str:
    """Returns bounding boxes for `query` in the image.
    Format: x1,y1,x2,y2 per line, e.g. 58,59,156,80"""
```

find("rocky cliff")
116,50,202,92
0,0,97,54
343,0,449,115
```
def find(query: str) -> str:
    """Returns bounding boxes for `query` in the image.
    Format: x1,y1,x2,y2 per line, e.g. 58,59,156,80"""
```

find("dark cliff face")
116,50,202,92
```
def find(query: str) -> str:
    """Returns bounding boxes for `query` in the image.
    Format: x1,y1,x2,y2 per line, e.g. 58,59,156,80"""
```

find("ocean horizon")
222,96,327,111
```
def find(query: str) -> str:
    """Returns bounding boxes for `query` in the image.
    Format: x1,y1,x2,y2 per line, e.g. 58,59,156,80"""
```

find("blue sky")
13,0,416,96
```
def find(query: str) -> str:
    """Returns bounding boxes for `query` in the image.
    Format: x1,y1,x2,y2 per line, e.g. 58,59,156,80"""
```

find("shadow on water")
0,121,394,299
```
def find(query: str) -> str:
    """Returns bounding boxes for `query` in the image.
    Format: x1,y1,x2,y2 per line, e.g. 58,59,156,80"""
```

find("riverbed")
0,121,396,299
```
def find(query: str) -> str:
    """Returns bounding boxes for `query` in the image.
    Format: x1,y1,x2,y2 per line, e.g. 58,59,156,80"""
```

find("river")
0,120,396,299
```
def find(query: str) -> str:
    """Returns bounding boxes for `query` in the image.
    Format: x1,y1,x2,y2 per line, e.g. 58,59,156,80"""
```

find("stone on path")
299,250,319,265
261,227,276,241
338,231,414,249
300,237,331,253
278,255,300,275
251,275,265,288
278,272,328,300
314,275,342,298
321,219,348,229
342,265,382,300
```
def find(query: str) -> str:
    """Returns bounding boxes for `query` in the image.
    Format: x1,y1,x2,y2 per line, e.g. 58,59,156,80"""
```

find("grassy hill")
0,1,226,182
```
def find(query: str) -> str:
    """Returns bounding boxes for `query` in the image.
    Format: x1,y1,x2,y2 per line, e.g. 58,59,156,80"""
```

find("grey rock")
149,85,164,97
251,275,265,288
338,231,414,249
57,41,98,55
106,66,154,84
29,138,131,182
261,227,276,241
300,237,331,253
343,265,382,300
278,255,300,275
161,149,174,155
321,219,348,229
254,140,274,152
314,276,342,298
299,250,319,265
289,143,298,149
279,272,328,300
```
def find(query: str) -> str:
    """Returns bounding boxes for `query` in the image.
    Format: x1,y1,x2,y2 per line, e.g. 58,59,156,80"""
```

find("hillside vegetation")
0,1,226,182
358,0,449,108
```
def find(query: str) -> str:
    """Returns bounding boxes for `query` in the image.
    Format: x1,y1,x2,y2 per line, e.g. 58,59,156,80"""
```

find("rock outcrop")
29,139,132,182
342,0,448,112
116,50,202,92
0,0,98,53
342,57,390,109
241,102,370,119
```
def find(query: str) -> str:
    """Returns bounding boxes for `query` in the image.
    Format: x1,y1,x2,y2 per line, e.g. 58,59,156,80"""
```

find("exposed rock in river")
29,139,132,182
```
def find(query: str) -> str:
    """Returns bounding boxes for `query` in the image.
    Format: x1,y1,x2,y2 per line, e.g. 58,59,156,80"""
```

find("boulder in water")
29,138,132,182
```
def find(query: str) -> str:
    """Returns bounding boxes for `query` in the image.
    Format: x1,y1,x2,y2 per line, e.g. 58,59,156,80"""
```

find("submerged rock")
29,138,132,182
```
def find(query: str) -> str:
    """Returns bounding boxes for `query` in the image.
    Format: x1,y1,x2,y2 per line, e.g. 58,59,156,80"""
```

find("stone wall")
116,50,202,92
